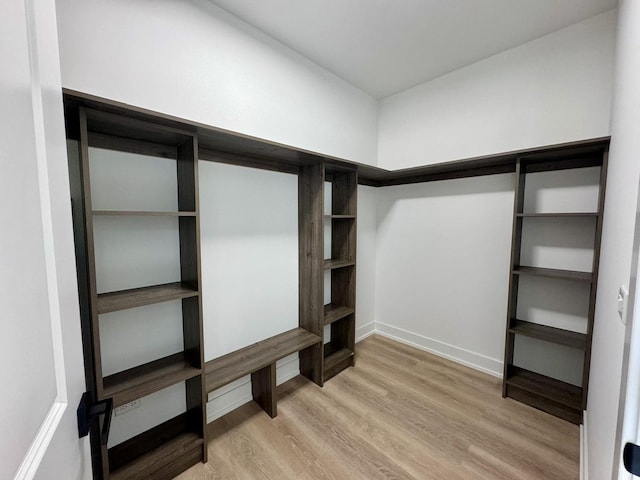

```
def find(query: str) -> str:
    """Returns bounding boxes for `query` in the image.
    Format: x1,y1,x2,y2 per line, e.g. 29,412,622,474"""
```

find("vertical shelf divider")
502,158,525,396
177,135,208,462
298,162,325,386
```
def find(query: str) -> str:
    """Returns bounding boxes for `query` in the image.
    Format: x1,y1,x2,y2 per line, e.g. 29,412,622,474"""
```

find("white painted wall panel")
56,0,378,166
199,162,299,360
378,11,616,169
356,186,377,337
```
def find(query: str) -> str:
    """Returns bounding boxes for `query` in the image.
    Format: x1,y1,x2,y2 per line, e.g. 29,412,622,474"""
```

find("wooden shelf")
517,212,598,218
103,352,200,407
324,258,355,270
324,348,354,371
324,303,355,326
509,319,587,350
97,282,199,314
109,413,203,480
513,266,592,282
205,328,321,392
93,210,196,217
324,214,356,219
506,367,582,410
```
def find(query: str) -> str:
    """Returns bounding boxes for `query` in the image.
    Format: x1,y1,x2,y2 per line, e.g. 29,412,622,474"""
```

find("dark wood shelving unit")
66,91,362,479
96,282,199,314
298,164,357,387
502,150,608,424
64,91,613,478
323,168,357,382
67,104,207,479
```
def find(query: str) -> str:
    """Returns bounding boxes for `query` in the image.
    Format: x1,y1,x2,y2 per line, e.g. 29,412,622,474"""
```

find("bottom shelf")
505,366,583,424
109,411,204,480
323,346,354,381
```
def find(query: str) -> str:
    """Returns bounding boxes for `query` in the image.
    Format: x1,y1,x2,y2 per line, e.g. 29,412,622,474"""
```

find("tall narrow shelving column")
502,147,607,424
323,168,357,381
71,107,207,479
298,163,357,386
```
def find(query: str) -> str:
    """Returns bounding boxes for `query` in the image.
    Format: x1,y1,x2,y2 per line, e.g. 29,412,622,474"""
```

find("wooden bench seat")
204,327,321,417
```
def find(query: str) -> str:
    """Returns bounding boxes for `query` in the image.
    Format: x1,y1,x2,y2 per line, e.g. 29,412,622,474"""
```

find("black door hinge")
77,392,113,445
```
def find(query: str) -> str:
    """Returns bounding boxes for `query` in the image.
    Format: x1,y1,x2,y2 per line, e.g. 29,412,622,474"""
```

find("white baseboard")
375,322,503,378
356,321,376,342
581,412,588,480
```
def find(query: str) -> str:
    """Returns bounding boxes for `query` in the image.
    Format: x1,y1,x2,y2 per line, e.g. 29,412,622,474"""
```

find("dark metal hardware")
624,442,640,476
77,392,113,445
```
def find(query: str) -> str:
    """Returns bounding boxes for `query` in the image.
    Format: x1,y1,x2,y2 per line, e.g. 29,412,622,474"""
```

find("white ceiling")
209,0,616,99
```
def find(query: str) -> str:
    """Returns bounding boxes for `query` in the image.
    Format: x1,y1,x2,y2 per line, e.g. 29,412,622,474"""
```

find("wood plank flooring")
177,335,579,480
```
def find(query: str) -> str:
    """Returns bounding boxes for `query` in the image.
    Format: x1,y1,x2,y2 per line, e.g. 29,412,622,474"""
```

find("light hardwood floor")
178,335,579,480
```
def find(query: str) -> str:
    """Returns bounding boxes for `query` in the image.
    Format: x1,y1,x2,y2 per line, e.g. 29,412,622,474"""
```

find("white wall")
199,162,299,360
374,174,515,375
377,10,616,169
356,186,378,340
588,1,640,478
55,0,378,166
